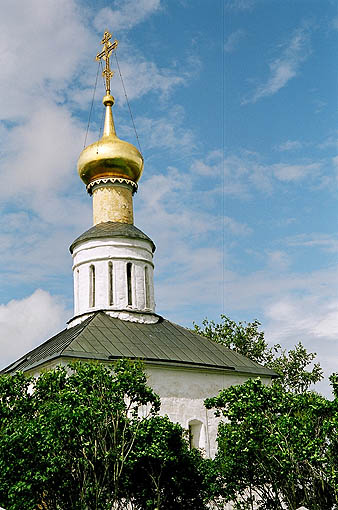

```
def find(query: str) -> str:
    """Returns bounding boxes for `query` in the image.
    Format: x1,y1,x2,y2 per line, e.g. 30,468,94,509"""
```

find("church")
1,31,276,457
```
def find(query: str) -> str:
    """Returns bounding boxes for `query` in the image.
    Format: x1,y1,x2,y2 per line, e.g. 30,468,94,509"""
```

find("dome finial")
95,31,118,138
96,30,118,97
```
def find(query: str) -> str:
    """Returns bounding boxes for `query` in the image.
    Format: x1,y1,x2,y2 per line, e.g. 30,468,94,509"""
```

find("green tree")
0,361,209,510
195,315,336,508
328,373,338,503
269,341,323,394
205,378,337,510
194,315,323,393
125,415,213,510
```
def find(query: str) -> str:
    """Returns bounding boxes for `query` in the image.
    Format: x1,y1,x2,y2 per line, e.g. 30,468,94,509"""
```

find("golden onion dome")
78,93,144,188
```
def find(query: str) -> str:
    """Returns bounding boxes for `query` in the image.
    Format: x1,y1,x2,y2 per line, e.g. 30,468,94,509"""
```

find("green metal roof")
2,312,277,377
70,222,155,253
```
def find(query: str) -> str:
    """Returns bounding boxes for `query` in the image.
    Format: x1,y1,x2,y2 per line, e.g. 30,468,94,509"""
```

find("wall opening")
144,265,150,309
76,268,80,313
108,261,113,305
89,264,95,307
188,420,204,450
126,262,132,306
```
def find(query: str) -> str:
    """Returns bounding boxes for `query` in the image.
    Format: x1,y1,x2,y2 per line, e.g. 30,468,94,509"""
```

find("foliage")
194,315,276,366
0,361,209,510
125,415,213,509
269,341,323,394
328,373,338,503
194,315,323,393
205,378,338,510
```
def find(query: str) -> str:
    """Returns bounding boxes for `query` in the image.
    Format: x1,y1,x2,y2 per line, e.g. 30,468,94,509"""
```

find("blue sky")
0,0,337,396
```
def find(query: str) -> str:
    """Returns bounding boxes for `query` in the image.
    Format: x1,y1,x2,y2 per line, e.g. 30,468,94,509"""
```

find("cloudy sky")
0,0,337,396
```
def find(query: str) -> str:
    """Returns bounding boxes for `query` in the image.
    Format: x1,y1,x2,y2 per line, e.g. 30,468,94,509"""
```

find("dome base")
92,182,134,225
87,177,138,195
67,309,160,328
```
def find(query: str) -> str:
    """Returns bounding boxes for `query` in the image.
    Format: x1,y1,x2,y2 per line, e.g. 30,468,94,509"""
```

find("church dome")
78,94,144,187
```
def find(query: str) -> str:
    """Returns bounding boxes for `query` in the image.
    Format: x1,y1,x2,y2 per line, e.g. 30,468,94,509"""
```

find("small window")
126,263,132,306
89,264,95,307
144,266,150,309
76,268,80,313
108,261,113,305
188,420,204,449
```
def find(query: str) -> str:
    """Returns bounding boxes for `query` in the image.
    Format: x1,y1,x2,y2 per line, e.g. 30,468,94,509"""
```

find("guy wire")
222,0,225,316
84,61,100,148
114,52,143,154
97,60,106,151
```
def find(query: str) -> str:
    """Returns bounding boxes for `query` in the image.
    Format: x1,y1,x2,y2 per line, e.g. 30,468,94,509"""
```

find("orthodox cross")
96,31,119,95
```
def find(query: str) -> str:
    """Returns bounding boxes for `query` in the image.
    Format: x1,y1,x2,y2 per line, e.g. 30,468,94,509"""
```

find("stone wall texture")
92,185,134,225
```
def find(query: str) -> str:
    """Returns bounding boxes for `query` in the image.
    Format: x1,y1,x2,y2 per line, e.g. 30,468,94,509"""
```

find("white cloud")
192,150,223,177
0,0,185,117
194,149,331,200
277,140,303,151
318,136,338,150
313,98,327,114
0,101,93,237
223,153,274,195
137,157,251,246
194,160,215,176
94,0,161,32
265,294,338,347
224,217,252,236
0,0,96,239
0,0,93,120
0,203,91,291
135,112,195,152
0,289,70,370
331,17,338,30
273,162,321,182
224,29,245,53
225,0,256,10
155,245,223,321
222,265,338,314
108,44,185,103
0,0,185,119
286,233,338,253
264,293,338,397
266,250,290,271
243,26,311,104
0,104,84,196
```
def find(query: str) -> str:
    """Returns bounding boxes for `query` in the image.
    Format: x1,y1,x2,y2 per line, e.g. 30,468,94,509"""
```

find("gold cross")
96,31,119,95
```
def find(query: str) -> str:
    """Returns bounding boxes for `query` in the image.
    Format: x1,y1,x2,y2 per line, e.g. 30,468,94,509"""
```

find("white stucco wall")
30,358,271,459
71,236,155,318
146,364,272,457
